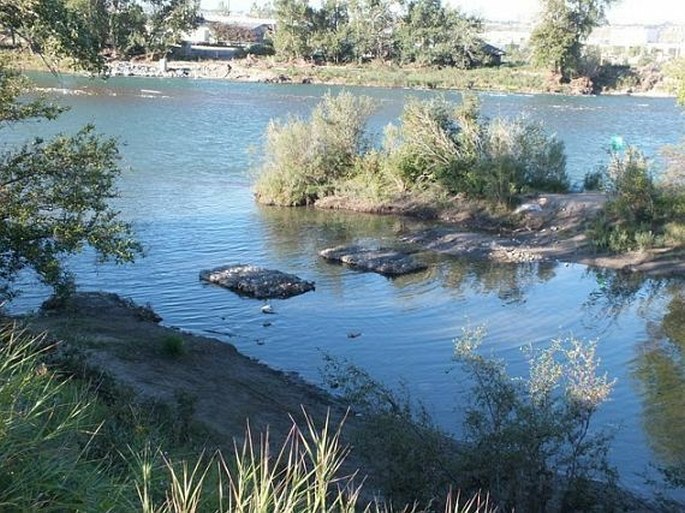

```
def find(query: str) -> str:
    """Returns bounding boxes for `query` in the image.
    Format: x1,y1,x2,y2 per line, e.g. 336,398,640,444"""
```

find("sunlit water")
5,74,685,499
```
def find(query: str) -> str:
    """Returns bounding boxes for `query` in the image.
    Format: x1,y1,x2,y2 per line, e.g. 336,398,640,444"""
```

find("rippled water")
6,74,685,499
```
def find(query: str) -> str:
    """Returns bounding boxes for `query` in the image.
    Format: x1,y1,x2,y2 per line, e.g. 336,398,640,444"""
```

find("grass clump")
0,323,127,511
162,333,186,357
255,92,569,210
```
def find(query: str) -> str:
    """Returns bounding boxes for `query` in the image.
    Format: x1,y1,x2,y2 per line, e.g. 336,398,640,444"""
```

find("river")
5,73,685,500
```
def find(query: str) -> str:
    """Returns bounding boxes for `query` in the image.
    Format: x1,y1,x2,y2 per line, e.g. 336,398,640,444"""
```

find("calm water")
6,74,685,499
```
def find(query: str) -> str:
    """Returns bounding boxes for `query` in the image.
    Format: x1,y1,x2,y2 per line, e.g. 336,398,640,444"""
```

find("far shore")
13,50,676,98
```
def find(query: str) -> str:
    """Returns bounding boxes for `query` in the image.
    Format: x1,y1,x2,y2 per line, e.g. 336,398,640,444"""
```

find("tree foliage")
396,0,483,68
0,2,142,302
530,0,616,80
0,0,105,72
272,0,485,67
2,0,198,61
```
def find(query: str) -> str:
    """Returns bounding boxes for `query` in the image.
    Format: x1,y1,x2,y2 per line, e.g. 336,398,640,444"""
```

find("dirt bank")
28,292,349,448
316,192,685,278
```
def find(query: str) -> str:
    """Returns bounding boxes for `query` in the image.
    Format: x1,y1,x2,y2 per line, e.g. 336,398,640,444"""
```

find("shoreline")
21,291,671,512
21,54,675,99
314,192,685,278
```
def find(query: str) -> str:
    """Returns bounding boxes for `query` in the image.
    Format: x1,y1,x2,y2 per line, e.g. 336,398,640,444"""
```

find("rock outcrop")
200,264,315,299
319,245,427,276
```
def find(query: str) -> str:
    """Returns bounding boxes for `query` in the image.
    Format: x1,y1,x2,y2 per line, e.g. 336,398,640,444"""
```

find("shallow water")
6,74,685,499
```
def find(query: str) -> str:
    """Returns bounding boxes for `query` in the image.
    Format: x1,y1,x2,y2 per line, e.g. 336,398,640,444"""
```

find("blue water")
5,74,685,499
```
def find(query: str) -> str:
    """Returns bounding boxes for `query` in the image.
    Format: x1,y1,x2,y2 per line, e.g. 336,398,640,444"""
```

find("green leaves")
530,0,616,79
0,124,142,300
454,328,616,512
0,0,106,73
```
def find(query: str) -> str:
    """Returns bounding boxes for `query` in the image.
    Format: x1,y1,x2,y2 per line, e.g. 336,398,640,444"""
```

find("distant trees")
530,0,616,80
5,0,199,60
396,0,483,67
272,0,486,68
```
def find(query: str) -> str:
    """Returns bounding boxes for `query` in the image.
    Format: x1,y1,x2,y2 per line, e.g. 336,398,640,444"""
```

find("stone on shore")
199,264,315,299
319,245,427,276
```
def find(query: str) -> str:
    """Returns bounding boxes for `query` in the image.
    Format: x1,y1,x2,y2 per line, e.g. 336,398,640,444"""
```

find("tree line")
2,0,200,60
272,0,489,69
270,0,619,79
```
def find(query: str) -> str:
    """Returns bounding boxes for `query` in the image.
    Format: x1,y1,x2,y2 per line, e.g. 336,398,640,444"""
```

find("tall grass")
0,321,496,512
0,323,128,511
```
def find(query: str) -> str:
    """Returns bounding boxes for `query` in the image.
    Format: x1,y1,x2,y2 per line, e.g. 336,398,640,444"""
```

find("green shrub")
256,93,568,209
453,327,617,513
587,147,685,252
583,168,606,191
161,333,185,357
387,95,568,204
475,116,568,204
389,96,481,193
254,92,375,206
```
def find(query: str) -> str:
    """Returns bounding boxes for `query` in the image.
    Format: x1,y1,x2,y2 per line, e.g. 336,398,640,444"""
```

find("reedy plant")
0,323,128,512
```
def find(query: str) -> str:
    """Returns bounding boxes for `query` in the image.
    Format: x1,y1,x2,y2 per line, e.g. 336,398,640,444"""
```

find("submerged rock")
319,245,427,277
199,264,315,299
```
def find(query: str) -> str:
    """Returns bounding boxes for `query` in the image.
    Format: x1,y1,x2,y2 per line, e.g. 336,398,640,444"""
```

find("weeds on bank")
0,321,497,512
324,329,618,512
587,145,685,252
255,92,569,209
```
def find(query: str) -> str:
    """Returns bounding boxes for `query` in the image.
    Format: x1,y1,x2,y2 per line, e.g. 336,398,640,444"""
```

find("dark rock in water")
319,245,427,276
199,264,315,299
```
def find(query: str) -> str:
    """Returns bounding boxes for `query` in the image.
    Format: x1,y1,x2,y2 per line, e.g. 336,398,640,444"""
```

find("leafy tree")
396,0,483,68
106,0,147,58
249,1,275,18
347,0,399,63
0,0,105,73
310,0,353,63
141,0,199,59
0,1,141,302
273,0,314,60
530,0,616,80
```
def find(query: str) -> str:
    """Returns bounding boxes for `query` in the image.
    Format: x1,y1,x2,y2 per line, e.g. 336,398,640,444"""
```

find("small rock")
199,264,315,299
319,245,427,276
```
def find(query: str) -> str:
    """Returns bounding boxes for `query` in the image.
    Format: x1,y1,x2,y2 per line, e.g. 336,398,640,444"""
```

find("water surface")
6,75,685,499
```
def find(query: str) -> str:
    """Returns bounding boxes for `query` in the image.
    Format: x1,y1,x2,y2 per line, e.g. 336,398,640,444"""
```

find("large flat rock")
319,245,427,277
199,264,315,299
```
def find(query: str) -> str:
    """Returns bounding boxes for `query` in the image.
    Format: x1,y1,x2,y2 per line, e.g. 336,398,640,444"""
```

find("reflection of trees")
583,268,663,323
258,205,557,302
256,204,428,260
465,261,557,304
633,289,685,479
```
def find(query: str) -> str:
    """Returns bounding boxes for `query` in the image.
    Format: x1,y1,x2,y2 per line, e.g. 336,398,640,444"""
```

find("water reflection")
634,288,685,476
583,268,664,325
258,204,560,304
